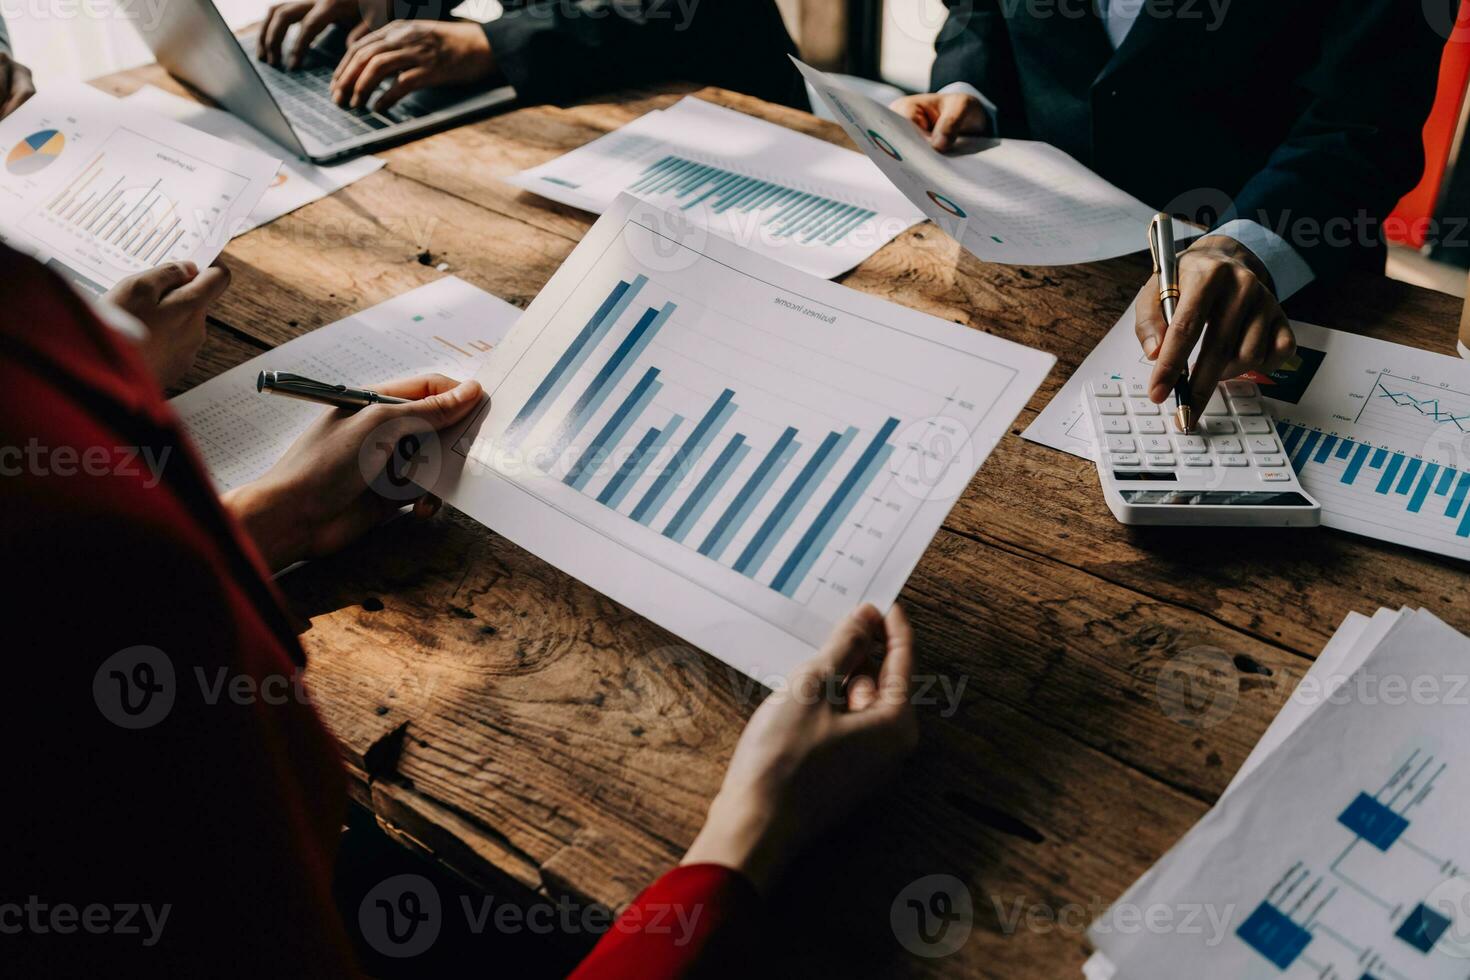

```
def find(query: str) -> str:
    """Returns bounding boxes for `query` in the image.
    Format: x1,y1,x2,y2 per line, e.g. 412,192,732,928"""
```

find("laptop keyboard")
253,59,416,145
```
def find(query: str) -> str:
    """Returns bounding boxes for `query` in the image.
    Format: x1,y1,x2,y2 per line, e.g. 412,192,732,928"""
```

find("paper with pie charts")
795,60,1197,266
437,195,1054,680
503,96,924,280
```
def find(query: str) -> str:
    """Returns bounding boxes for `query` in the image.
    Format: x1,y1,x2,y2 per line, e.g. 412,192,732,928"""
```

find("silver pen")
256,370,408,408
1148,212,1194,433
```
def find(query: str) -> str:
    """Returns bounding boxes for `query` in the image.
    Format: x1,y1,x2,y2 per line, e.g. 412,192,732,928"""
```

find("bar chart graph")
456,198,1053,670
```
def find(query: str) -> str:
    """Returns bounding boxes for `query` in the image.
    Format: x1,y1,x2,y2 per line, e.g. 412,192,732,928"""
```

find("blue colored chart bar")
663,435,750,544
598,419,683,509
1294,430,1322,467
1376,454,1405,493
1370,448,1388,468
505,276,646,445
1395,458,1422,494
1282,425,1304,455
1450,473,1470,519
1436,467,1456,494
1342,443,1371,484
700,427,800,560
550,301,675,457
1313,434,1339,463
734,428,857,577
1334,439,1354,459
565,367,661,490
632,390,737,526
772,419,900,596
1409,463,1441,513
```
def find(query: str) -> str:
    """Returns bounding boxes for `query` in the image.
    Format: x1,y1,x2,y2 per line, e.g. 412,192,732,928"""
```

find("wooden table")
95,65,1470,977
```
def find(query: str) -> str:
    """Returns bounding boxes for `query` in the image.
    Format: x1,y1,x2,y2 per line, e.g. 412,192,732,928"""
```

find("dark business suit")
931,0,1444,281
475,0,807,109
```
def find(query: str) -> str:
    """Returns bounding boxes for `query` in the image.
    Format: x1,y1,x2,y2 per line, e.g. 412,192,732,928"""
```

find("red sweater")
0,249,762,977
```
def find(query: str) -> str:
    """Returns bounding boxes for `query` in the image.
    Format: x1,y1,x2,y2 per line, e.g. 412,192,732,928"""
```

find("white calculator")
1083,378,1321,527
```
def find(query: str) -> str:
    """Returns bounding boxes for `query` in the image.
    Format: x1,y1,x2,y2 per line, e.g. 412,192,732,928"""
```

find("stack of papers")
1087,608,1470,979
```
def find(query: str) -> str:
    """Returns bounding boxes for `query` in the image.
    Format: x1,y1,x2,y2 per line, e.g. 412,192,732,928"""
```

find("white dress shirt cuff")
937,81,999,137
1211,218,1316,302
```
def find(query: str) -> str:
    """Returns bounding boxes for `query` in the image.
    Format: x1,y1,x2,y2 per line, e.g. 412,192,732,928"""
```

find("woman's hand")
330,20,496,112
890,92,990,152
682,603,919,893
222,374,483,571
1134,235,1297,414
104,262,232,389
258,0,380,69
0,51,35,119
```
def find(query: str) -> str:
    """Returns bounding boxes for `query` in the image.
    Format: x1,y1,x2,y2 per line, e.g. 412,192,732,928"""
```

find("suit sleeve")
1229,1,1443,282
482,0,805,108
567,864,768,979
929,0,1022,120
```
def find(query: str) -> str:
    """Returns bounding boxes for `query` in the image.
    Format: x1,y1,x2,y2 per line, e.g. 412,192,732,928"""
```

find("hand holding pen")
1133,214,1298,427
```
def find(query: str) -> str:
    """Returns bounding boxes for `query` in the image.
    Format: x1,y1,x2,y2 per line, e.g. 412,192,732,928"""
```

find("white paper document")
1024,309,1470,561
503,96,925,280
123,85,384,235
1089,608,1470,979
0,84,279,292
172,276,521,491
795,60,1197,266
439,195,1054,680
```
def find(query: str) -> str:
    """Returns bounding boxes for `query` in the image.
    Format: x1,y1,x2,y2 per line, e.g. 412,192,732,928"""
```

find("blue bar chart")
507,276,908,601
629,154,879,246
1276,420,1470,541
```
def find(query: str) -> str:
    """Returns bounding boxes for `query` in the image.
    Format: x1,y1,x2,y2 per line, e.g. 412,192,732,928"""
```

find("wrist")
454,22,496,79
681,791,793,895
1190,234,1275,293
222,479,306,571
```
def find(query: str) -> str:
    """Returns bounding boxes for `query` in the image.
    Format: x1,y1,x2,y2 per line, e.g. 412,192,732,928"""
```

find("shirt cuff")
937,81,998,137
1211,218,1315,301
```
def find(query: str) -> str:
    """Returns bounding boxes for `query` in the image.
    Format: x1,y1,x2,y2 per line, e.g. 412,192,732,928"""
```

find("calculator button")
1223,380,1259,397
1126,382,1148,397
1220,454,1249,467
1257,454,1287,467
1097,398,1126,415
1183,456,1214,467
1212,437,1244,454
1101,418,1132,434
1109,453,1142,468
1203,392,1230,415
1174,436,1208,454
1142,436,1172,453
1145,453,1177,467
1130,399,1160,415
1107,436,1137,452
1136,418,1166,434
1239,417,1273,434
1258,470,1291,482
1201,418,1237,434
1247,437,1279,454
1094,381,1122,397
1230,398,1265,415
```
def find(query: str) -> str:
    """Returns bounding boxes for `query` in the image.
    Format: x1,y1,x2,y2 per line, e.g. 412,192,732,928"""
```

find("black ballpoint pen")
1148,212,1195,433
256,370,409,408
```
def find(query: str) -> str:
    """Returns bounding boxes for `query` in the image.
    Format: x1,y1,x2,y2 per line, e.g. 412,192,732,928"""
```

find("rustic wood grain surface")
94,64,1470,978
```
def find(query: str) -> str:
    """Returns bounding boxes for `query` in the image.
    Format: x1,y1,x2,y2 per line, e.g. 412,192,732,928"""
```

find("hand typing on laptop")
257,0,384,70
330,20,498,112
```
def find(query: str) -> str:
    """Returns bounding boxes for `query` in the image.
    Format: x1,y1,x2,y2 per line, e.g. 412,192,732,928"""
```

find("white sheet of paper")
1089,609,1470,979
1024,308,1470,561
794,59,1196,266
122,85,384,235
435,195,1053,681
0,84,278,292
171,276,520,491
503,96,924,280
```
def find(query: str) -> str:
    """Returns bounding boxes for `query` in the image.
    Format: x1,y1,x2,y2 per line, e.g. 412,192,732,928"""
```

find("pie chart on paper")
7,129,65,176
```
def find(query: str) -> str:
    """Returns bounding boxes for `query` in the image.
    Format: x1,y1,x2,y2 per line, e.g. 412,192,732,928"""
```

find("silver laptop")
137,0,516,163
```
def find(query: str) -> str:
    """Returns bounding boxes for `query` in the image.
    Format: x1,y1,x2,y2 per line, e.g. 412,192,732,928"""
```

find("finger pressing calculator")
1083,379,1321,527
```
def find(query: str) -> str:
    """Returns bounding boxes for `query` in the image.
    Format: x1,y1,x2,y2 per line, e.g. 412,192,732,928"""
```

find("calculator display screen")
1119,490,1317,507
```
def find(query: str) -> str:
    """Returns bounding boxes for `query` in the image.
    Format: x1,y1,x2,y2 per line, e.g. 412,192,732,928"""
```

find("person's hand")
331,21,495,112
104,262,232,389
1135,235,1296,416
222,374,483,571
0,51,35,119
681,603,918,893
258,0,383,70
890,92,990,152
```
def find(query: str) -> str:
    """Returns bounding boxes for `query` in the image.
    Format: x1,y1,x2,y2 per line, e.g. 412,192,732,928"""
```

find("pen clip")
1147,213,1164,275
267,371,347,396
